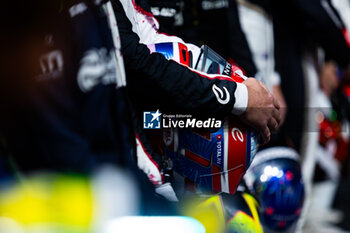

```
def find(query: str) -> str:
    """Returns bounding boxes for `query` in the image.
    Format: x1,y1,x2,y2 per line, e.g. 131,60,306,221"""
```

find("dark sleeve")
226,0,258,77
297,0,350,68
112,0,239,118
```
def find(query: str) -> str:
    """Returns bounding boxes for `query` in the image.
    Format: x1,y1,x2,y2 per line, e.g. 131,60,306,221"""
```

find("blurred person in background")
264,0,350,232
0,0,177,225
1,0,135,174
268,0,350,153
236,0,287,127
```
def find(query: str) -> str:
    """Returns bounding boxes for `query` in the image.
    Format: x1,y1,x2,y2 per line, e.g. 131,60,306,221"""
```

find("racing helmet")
222,191,263,233
183,192,263,233
244,147,305,231
148,42,258,194
147,42,245,82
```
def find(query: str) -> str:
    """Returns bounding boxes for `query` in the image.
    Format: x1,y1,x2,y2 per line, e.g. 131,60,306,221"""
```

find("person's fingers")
272,108,281,126
259,126,271,145
268,117,279,132
273,95,281,110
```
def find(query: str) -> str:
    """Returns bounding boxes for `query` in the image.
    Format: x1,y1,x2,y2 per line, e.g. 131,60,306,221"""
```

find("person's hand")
239,78,281,145
272,84,287,127
320,61,339,97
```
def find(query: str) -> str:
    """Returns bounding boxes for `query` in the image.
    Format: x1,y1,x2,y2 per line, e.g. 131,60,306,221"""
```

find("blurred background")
1,0,350,232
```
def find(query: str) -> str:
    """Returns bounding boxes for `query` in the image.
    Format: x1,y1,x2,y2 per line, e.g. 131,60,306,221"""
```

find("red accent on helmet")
285,171,294,181
343,85,350,97
342,28,350,48
212,164,222,192
228,118,247,194
266,207,274,216
227,58,247,75
295,208,301,216
185,150,211,167
278,221,287,228
178,43,190,67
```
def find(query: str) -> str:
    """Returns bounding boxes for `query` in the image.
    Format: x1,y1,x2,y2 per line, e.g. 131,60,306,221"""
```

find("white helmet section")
185,43,202,67
147,42,202,68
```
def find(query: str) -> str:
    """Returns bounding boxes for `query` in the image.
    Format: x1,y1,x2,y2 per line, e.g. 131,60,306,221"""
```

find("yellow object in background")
184,195,226,233
182,192,263,233
226,193,263,233
0,173,93,233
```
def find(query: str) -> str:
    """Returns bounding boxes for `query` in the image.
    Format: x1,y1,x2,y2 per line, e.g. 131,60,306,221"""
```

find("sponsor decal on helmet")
231,127,244,142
